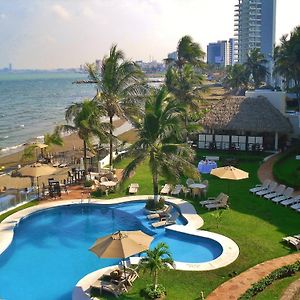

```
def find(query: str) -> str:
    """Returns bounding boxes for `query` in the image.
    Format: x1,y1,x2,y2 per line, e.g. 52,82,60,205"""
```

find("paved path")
207,253,300,300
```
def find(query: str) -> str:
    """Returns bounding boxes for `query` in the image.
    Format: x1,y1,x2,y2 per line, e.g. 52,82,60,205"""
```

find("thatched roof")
201,96,292,133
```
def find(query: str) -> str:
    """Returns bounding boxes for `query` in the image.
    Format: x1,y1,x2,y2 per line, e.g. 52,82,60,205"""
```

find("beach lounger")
283,236,300,250
128,183,139,194
256,181,277,197
249,179,271,194
171,184,183,196
199,192,227,207
147,205,172,220
281,195,300,207
272,187,294,203
291,202,300,211
264,184,286,200
160,184,172,195
101,278,128,298
151,211,179,228
205,195,229,210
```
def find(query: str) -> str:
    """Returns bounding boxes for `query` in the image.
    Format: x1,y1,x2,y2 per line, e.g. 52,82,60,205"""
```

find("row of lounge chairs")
283,234,300,250
146,205,180,228
199,193,229,210
249,179,300,212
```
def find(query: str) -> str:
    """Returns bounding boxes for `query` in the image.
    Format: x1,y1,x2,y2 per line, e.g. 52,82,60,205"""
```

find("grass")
92,150,300,299
254,272,300,300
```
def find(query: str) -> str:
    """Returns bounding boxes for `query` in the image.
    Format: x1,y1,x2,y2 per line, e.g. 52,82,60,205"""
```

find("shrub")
83,180,93,188
239,261,300,299
141,284,166,299
145,197,165,211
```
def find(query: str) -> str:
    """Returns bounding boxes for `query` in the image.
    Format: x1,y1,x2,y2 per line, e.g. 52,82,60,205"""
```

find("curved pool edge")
0,195,204,256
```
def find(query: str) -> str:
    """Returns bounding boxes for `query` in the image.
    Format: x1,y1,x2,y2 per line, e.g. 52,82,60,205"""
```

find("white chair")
281,195,300,207
272,187,294,204
264,184,286,200
256,182,278,197
249,179,271,194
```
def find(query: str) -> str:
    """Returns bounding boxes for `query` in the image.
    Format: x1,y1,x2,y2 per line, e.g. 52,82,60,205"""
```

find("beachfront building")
207,39,235,67
199,96,292,151
234,0,276,78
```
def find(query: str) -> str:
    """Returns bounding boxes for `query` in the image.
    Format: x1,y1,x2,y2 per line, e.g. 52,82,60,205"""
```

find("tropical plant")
140,242,173,298
244,48,268,89
274,26,300,110
56,99,109,175
82,45,146,167
122,86,199,197
223,64,249,94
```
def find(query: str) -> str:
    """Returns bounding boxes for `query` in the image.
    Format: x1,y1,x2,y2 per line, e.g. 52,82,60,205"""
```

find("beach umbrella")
19,163,58,198
210,165,249,193
89,230,153,272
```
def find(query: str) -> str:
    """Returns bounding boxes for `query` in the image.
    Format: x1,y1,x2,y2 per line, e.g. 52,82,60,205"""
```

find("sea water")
0,72,95,155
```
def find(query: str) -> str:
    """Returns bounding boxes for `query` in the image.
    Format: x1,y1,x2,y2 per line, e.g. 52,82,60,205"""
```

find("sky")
0,0,299,69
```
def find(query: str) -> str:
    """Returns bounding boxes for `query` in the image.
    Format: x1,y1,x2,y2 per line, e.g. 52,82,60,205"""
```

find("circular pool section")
0,202,223,300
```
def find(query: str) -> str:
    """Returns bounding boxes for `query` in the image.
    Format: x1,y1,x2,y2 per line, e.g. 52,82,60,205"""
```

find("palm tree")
245,48,268,89
223,64,249,94
140,242,173,292
56,100,109,175
122,86,198,197
84,45,146,168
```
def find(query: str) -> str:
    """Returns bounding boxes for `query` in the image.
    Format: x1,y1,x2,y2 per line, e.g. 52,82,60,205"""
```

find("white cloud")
52,4,71,21
82,6,95,18
0,13,6,20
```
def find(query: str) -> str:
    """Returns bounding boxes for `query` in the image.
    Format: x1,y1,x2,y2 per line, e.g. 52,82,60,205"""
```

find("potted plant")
140,242,173,299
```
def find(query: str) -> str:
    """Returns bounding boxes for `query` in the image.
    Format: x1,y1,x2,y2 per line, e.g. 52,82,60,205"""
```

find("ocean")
0,72,95,156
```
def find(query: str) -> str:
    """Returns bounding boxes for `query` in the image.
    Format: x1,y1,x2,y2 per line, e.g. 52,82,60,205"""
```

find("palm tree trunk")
150,151,159,199
83,140,87,176
109,115,113,169
154,270,158,290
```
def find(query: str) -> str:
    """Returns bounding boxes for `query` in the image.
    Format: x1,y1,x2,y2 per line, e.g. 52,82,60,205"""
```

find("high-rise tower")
234,0,276,66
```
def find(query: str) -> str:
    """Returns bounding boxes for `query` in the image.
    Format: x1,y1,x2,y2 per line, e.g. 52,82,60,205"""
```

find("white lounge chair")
291,202,300,211
171,185,183,196
256,181,278,197
283,235,300,250
128,183,139,194
281,195,300,207
147,205,172,220
199,192,227,207
272,187,294,203
205,195,229,210
151,211,179,228
249,179,271,194
160,184,172,195
264,184,286,200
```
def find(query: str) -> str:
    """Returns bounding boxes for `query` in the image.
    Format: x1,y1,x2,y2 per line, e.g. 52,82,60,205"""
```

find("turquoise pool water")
0,202,223,300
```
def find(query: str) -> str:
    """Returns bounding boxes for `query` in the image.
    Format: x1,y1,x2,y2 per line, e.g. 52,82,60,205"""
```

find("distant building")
234,0,276,73
135,60,165,73
207,40,234,67
8,63,12,71
167,51,177,61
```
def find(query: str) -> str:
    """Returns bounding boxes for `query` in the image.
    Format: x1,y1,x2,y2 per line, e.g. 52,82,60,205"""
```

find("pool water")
0,202,222,300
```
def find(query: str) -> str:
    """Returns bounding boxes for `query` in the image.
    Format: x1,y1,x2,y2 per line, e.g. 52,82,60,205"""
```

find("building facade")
234,0,276,67
207,40,234,67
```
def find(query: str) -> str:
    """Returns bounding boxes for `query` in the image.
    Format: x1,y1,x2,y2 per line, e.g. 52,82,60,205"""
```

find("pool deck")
0,195,239,300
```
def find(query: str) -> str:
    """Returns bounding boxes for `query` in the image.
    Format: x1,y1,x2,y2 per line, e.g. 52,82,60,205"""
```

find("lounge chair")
128,183,139,194
263,184,286,200
160,184,172,195
199,192,227,207
100,278,128,298
205,195,229,210
147,205,172,220
272,187,294,203
256,181,278,197
151,211,180,228
171,184,183,196
124,267,139,286
283,235,300,250
281,195,300,207
249,179,271,194
291,202,300,211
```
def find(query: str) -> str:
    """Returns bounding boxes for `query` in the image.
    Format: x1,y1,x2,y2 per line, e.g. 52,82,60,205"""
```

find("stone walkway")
206,253,300,300
207,153,300,299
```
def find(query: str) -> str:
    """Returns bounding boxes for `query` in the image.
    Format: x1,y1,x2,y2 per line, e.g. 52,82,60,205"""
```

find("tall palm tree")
223,64,249,94
56,100,109,175
84,45,146,167
245,48,268,89
140,242,173,291
122,86,198,197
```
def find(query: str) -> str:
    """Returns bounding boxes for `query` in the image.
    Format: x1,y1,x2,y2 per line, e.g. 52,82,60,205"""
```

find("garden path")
206,252,300,300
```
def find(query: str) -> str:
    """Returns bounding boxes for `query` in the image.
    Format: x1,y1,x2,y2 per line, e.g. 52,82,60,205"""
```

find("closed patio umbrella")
89,230,153,272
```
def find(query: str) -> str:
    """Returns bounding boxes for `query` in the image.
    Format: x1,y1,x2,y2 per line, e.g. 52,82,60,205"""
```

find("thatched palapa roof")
201,96,292,133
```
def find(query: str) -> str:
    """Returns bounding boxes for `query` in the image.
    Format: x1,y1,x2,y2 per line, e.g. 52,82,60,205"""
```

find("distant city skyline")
0,0,299,69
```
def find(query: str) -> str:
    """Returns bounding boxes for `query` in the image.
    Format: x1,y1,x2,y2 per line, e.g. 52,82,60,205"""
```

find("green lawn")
92,150,300,299
254,272,300,300
1,150,300,300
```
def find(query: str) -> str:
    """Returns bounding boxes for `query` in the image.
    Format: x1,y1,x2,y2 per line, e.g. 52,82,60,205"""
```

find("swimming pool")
0,201,225,300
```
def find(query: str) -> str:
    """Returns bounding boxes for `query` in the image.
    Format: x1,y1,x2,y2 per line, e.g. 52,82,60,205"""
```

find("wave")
0,143,25,154
0,136,9,140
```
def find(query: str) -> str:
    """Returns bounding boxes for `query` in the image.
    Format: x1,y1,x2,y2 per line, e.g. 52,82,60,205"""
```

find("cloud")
52,4,71,21
0,13,6,20
82,6,95,18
